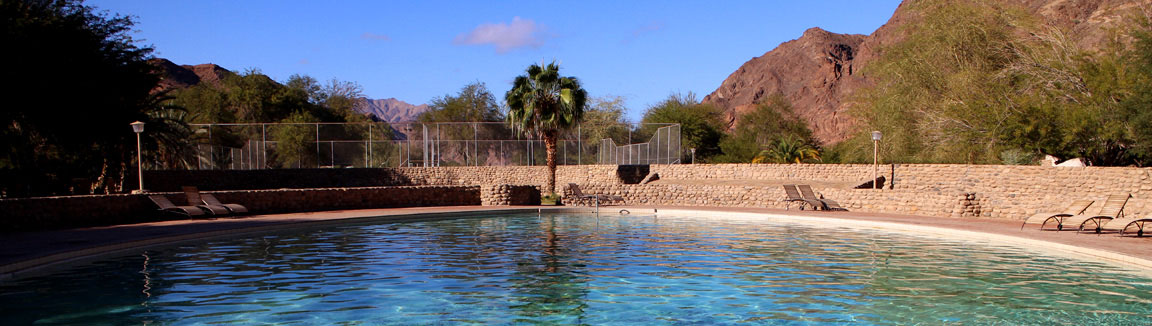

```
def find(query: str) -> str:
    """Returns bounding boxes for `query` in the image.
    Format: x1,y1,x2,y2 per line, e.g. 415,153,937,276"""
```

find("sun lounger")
568,183,625,206
781,185,815,210
148,195,206,217
182,186,230,215
1019,200,1094,231
1104,216,1152,237
798,185,848,211
1061,194,1131,234
202,193,248,214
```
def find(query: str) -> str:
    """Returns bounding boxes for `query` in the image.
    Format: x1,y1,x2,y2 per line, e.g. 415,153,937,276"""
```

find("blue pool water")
2,213,1151,325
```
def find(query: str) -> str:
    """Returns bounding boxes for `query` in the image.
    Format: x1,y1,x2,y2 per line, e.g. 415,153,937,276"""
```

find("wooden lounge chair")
798,185,848,211
781,185,813,210
568,183,625,206
182,186,230,215
202,193,248,214
148,195,206,217
1062,194,1131,234
1019,200,1094,231
1105,216,1152,237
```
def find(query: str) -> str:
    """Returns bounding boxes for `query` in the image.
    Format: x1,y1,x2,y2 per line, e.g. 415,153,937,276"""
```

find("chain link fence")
181,122,680,169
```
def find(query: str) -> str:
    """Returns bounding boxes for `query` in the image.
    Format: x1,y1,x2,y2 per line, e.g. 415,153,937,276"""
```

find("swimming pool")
2,212,1150,324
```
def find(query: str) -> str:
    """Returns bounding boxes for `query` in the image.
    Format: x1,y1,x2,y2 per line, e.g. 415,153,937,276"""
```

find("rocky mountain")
150,58,426,122
702,0,1150,145
354,98,428,123
149,58,234,90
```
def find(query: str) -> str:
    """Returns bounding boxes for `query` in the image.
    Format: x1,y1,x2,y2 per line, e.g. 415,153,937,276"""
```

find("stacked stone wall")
564,164,1150,220
138,164,1151,221
480,185,542,206
0,186,479,233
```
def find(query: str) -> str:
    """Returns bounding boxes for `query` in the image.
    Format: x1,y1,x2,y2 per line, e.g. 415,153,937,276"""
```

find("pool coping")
2,205,1151,280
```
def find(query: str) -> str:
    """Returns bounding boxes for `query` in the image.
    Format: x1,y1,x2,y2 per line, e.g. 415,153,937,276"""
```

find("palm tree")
505,62,587,195
753,136,821,164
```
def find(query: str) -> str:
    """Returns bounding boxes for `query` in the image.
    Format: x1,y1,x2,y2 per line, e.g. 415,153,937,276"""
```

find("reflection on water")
2,213,1151,325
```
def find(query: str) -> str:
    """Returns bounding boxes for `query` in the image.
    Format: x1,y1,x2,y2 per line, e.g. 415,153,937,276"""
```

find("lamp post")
131,121,146,194
871,131,882,190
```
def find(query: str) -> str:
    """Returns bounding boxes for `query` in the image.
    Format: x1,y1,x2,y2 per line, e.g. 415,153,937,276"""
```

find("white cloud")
454,17,546,53
360,32,391,41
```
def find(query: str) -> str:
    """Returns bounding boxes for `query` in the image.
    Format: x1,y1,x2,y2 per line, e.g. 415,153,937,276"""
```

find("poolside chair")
783,185,811,210
182,186,230,215
798,185,848,211
568,183,625,206
1061,194,1131,234
1019,200,1094,231
148,195,207,218
1104,215,1152,237
202,193,248,214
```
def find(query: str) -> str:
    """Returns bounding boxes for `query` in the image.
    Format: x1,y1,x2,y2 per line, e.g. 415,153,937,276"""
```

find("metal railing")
181,122,680,169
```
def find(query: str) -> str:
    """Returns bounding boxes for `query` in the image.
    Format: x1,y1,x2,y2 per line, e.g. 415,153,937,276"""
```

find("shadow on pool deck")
2,205,1151,278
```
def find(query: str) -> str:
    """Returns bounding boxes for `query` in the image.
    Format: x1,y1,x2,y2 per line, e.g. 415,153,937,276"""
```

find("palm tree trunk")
543,130,558,195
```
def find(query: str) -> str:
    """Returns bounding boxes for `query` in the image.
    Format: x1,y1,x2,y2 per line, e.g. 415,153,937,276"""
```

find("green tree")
420,82,503,123
505,62,587,195
580,96,632,164
1119,9,1152,166
753,136,821,164
715,95,816,163
270,111,320,168
640,93,726,162
0,0,189,195
843,0,1151,166
418,82,505,165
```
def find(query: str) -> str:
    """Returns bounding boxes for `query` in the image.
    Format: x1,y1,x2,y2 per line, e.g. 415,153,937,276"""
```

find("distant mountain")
354,98,428,123
702,0,1148,145
149,58,234,90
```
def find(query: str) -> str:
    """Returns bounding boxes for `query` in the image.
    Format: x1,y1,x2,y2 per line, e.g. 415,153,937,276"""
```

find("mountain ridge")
702,0,1149,145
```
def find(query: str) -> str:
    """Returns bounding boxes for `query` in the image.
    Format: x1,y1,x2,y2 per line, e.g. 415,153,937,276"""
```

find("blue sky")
89,0,902,122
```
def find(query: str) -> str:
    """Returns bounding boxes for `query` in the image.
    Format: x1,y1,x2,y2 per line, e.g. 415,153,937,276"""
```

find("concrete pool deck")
2,205,1151,279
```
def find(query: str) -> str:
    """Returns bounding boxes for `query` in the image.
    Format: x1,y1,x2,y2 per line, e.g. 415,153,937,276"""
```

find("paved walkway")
2,205,1150,278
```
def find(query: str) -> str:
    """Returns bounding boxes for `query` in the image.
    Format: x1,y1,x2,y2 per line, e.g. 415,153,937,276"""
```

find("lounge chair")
567,183,625,206
148,195,206,217
783,184,821,210
202,193,248,214
1105,216,1152,237
182,186,230,215
1019,200,1094,231
798,185,848,211
1061,194,1131,234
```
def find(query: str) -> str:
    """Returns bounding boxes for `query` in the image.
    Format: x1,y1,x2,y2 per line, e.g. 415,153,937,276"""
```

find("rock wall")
137,164,1151,221
0,186,479,233
481,185,542,206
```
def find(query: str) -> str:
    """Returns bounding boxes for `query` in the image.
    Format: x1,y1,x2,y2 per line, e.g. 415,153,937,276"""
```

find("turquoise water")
2,213,1151,325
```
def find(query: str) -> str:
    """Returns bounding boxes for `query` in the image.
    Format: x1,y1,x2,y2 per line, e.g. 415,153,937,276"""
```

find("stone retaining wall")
481,185,541,206
137,164,1152,221
0,186,479,233
562,164,1151,220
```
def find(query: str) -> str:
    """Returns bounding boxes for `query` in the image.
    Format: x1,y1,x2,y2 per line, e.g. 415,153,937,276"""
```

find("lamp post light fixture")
871,131,882,190
131,121,146,194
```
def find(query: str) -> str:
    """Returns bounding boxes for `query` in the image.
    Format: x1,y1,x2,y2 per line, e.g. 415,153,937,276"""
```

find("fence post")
315,123,320,168
367,123,373,168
